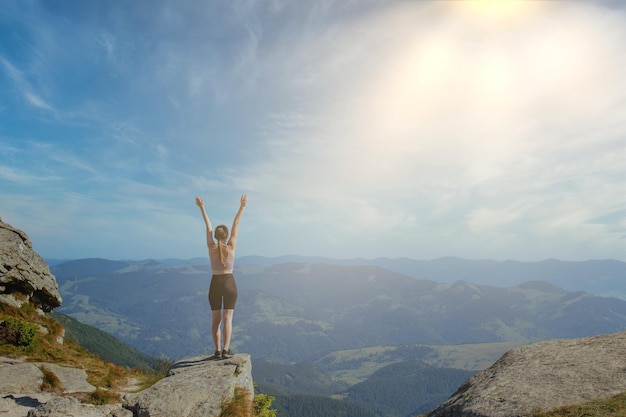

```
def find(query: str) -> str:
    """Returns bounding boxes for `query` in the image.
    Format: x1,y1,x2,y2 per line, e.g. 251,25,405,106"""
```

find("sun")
451,0,543,28
464,0,528,16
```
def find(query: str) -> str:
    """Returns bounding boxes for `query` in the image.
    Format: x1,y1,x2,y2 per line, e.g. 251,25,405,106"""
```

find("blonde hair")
214,225,229,266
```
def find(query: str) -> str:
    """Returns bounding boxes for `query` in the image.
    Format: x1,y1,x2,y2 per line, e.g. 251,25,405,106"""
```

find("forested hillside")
273,394,377,417
50,258,626,417
50,312,157,371
254,359,476,417
52,260,626,361
345,361,475,417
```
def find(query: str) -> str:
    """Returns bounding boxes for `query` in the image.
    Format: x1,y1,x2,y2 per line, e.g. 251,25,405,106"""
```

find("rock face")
123,354,254,417
428,331,626,417
0,218,61,312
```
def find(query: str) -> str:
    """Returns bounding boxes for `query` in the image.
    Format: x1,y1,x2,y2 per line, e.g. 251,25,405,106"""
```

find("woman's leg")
222,308,234,352
211,309,222,353
221,274,237,355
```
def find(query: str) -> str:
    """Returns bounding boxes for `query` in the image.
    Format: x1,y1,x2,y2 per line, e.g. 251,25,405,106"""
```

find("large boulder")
0,217,61,312
428,331,626,417
123,354,254,417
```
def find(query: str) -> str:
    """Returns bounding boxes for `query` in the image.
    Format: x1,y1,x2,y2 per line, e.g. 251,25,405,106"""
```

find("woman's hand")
195,196,204,208
240,194,248,207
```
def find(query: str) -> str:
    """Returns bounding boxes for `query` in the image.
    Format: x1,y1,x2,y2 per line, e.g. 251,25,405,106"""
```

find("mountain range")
42,256,626,416
48,255,626,299
236,255,626,299
51,257,626,362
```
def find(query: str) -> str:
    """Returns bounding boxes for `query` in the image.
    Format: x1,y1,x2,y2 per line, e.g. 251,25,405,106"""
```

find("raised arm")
195,196,215,247
228,194,247,248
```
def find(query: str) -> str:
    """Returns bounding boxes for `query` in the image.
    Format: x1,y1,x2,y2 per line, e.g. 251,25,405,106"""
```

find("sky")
1,0,625,262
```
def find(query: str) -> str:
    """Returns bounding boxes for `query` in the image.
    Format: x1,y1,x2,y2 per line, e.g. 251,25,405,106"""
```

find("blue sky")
1,0,625,261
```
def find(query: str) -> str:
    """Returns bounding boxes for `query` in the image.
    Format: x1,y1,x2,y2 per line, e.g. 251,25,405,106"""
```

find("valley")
49,257,626,416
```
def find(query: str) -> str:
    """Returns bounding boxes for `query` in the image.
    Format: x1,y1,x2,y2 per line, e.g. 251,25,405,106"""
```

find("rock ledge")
123,354,254,417
428,331,626,417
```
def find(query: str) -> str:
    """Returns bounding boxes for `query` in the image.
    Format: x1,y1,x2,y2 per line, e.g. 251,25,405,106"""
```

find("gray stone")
26,396,132,417
0,218,62,312
0,362,43,394
0,360,97,396
123,354,254,417
0,357,137,417
428,331,626,417
36,363,96,394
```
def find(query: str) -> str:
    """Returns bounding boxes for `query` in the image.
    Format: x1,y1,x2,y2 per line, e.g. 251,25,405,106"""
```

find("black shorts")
208,273,238,310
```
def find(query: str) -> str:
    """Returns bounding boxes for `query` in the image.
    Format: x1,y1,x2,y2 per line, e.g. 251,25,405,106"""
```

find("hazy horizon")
44,253,625,264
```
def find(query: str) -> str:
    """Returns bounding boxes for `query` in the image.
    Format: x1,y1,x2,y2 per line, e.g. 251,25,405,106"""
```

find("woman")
195,194,247,359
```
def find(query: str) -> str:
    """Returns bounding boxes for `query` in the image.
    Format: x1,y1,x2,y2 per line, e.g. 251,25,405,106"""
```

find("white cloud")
0,56,57,114
0,165,59,184
1,0,624,260
224,0,626,259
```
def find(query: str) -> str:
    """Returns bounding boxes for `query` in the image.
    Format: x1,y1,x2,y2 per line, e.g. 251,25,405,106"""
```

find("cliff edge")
428,331,626,417
124,354,254,417
0,355,254,417
0,218,254,417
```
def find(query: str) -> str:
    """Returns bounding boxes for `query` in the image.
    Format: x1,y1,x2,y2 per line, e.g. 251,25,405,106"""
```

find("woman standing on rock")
195,194,247,359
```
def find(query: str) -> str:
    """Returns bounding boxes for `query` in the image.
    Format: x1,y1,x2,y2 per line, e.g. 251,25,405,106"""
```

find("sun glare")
451,0,543,28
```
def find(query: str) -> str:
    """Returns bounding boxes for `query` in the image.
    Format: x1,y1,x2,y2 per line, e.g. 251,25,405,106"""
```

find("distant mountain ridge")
237,255,626,300
48,255,626,299
51,258,626,362
45,256,626,416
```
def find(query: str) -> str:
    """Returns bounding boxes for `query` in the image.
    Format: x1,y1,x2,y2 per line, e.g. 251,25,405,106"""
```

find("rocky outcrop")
428,331,626,417
123,354,254,417
0,356,131,416
1,354,253,417
0,219,254,416
0,218,62,312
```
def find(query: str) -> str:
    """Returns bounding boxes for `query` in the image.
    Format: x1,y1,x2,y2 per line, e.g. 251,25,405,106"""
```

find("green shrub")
0,316,40,350
254,393,277,417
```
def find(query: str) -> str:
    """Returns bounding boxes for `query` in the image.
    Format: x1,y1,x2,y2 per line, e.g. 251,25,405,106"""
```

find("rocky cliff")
428,331,626,417
0,355,254,417
124,354,254,417
0,218,254,417
0,217,62,312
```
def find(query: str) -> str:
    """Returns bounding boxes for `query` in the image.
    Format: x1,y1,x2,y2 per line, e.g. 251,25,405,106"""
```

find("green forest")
254,359,475,417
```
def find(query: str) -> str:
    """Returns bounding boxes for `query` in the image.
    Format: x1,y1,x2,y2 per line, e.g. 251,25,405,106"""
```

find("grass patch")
84,389,122,406
418,392,626,417
220,387,254,417
531,392,626,417
135,355,177,390
39,365,63,393
0,302,169,398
